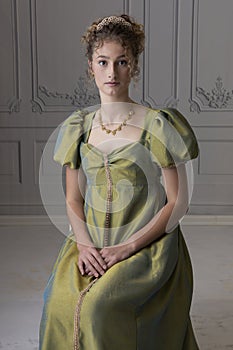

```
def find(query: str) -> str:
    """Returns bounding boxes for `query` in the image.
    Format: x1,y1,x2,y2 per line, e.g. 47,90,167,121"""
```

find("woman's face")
90,40,132,102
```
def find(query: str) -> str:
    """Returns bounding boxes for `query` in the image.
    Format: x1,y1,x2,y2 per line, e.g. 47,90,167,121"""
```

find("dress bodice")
53,107,199,248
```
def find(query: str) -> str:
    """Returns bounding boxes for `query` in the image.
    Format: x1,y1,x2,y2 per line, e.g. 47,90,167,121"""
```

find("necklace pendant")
99,109,134,136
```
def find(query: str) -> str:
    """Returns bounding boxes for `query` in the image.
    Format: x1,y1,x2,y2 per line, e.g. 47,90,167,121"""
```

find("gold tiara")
96,16,132,31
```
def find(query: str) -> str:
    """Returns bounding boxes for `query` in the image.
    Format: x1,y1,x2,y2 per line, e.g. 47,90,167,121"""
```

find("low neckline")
84,140,143,157
83,108,154,157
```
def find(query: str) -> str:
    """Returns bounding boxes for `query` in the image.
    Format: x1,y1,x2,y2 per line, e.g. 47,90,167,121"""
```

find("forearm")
66,199,94,246
126,165,189,253
126,200,186,253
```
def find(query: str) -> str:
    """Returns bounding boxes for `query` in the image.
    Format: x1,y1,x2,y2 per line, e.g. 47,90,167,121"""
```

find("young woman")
39,14,200,350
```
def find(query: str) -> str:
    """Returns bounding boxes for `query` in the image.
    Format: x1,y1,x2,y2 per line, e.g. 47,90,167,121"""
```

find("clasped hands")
77,242,134,278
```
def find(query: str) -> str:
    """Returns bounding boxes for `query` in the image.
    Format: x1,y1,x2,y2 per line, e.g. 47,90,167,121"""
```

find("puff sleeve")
53,109,87,169
150,108,199,168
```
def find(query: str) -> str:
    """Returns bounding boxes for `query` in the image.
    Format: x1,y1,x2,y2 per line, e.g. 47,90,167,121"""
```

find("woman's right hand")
77,243,108,278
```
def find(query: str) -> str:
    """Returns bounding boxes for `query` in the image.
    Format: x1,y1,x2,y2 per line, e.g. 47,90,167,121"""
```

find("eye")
98,60,107,66
118,60,128,66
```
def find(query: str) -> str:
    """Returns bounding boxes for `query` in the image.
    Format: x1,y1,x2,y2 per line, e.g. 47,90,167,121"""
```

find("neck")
99,90,133,104
99,101,135,123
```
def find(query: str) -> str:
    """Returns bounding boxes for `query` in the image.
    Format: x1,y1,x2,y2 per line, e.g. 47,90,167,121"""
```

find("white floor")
0,220,233,349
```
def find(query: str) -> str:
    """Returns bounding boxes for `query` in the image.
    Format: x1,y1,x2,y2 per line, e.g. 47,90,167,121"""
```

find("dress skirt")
39,226,199,350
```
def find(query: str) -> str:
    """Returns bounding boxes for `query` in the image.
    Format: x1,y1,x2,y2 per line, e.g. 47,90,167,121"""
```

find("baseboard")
0,215,233,226
0,215,62,226
181,215,233,226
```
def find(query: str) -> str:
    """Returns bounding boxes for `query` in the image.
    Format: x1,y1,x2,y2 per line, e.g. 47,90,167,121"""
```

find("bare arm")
126,164,188,249
66,166,107,277
66,166,90,244
100,164,189,267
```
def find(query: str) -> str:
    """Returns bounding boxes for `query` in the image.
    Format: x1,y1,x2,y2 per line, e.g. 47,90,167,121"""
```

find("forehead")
93,40,128,58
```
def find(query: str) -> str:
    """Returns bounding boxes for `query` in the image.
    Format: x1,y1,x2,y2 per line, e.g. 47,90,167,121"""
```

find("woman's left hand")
100,242,135,269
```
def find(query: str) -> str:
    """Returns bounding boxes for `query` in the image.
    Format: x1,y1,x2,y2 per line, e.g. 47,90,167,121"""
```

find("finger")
84,266,93,276
104,257,118,269
102,256,109,264
88,255,106,276
100,250,112,264
78,260,85,276
84,256,104,278
88,264,100,278
91,250,108,271
88,251,108,273
99,248,106,257
99,249,109,262
85,262,99,278
80,256,98,277
84,266,95,276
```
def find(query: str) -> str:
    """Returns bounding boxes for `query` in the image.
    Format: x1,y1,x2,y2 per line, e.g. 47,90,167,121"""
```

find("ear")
88,60,94,78
88,60,93,70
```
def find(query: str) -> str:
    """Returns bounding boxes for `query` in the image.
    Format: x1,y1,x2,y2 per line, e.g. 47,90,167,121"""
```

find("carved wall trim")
196,76,233,109
189,0,233,113
0,140,22,183
123,0,130,14
30,0,132,113
0,0,21,113
38,76,100,112
141,0,179,108
197,138,233,178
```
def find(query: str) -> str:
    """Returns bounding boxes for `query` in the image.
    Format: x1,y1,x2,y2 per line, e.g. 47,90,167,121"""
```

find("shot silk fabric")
39,108,200,350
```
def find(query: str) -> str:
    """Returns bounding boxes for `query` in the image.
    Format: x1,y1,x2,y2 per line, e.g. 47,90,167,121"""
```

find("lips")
105,82,120,86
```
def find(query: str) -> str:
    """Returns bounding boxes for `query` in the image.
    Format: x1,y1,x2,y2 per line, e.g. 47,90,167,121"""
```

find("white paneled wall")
0,0,232,214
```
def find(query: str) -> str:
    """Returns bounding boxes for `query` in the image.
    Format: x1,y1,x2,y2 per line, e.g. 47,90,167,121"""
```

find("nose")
108,63,117,79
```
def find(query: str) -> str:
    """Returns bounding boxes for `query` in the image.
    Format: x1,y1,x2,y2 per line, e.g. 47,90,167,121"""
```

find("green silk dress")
39,107,200,350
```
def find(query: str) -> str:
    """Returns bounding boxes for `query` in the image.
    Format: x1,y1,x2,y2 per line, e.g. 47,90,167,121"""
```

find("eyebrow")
96,54,126,59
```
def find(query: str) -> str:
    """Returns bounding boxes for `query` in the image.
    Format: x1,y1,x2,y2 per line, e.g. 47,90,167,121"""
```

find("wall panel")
0,0,232,214
0,0,20,112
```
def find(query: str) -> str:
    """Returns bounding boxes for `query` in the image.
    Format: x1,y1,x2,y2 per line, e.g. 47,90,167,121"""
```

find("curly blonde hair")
81,14,145,80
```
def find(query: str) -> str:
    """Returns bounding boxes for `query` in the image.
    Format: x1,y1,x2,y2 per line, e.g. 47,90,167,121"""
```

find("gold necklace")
99,109,134,135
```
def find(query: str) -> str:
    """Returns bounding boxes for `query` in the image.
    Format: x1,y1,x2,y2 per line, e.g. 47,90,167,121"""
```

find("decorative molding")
30,0,100,113
123,0,130,14
182,215,233,226
31,99,43,113
8,97,22,113
0,0,21,113
0,338,38,349
0,140,22,184
1,215,233,226
140,99,152,108
197,138,233,176
189,99,201,113
190,0,233,112
142,0,179,108
38,76,100,110
0,215,65,226
164,96,179,108
9,0,21,113
196,77,233,109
